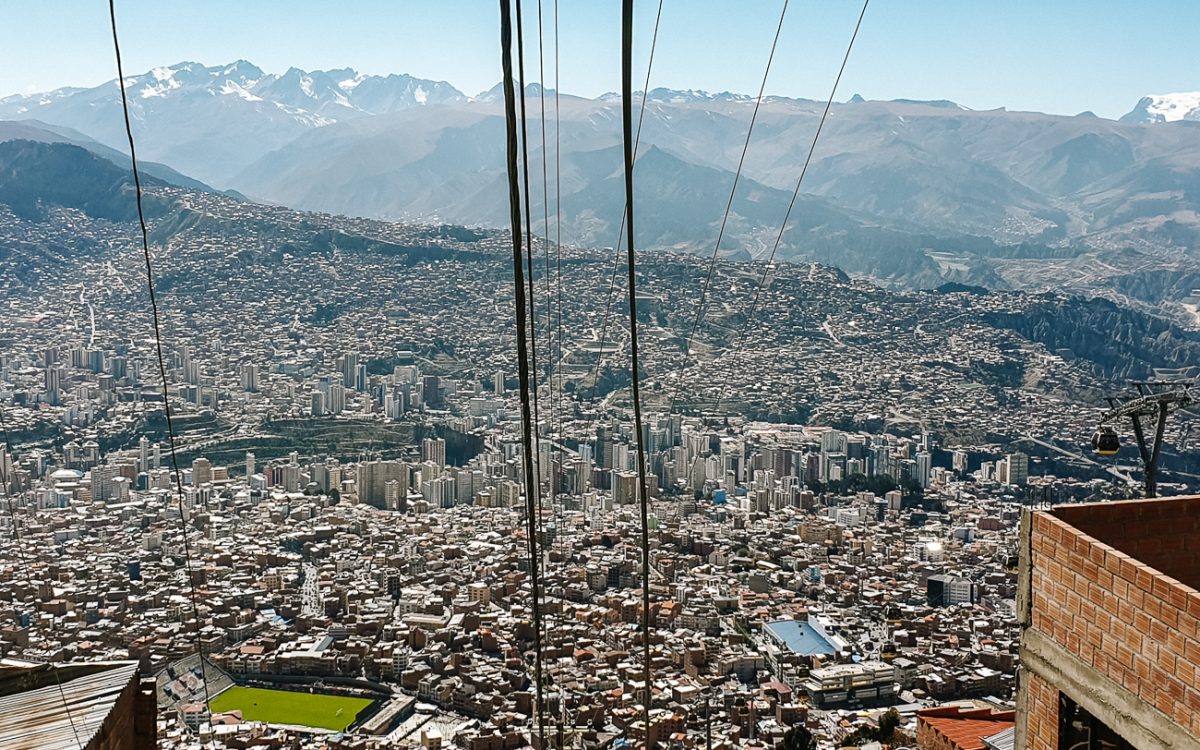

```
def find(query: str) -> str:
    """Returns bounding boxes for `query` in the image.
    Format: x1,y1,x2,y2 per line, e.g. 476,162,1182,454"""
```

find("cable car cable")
552,1,569,740
666,0,791,417
499,1,548,743
516,6,554,701
537,0,557,458
108,0,212,709
578,0,665,449
712,0,871,418
515,0,545,507
621,0,655,739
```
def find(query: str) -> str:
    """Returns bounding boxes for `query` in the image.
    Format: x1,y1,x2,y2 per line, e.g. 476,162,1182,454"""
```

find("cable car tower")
1095,380,1195,498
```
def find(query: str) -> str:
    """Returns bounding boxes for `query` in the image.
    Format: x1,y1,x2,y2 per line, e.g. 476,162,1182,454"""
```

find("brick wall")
1052,497,1200,588
1028,508,1200,737
86,673,155,750
1019,671,1058,750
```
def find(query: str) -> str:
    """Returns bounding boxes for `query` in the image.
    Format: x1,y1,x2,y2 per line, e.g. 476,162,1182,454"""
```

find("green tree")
878,708,901,742
782,725,817,750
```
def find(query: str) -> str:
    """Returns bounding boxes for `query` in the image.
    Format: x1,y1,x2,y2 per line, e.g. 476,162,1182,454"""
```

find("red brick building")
1015,496,1200,748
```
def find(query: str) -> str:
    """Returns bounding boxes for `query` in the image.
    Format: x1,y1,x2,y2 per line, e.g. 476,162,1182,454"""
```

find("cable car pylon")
1094,380,1195,498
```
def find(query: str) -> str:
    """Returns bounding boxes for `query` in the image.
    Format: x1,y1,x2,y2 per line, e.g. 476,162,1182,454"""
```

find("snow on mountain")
596,88,754,103
1120,91,1200,124
0,61,465,123
0,61,467,185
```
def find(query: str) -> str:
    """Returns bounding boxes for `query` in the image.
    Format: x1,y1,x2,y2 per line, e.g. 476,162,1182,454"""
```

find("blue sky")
2,0,1197,118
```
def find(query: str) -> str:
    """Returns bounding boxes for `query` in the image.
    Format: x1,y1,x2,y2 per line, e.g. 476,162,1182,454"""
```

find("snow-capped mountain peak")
0,61,468,185
338,73,369,92
1120,91,1200,124
1,60,465,124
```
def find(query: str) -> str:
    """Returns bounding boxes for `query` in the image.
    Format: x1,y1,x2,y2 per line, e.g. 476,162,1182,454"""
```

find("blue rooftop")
763,619,838,656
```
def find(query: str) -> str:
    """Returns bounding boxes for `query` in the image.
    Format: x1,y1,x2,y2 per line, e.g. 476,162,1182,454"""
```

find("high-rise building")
821,429,845,454
245,451,256,478
915,451,932,488
43,366,62,405
328,384,346,414
137,437,151,473
422,375,442,408
952,449,969,474
926,573,978,606
240,363,260,392
384,390,405,419
310,391,326,416
385,479,406,511
422,437,447,468
182,360,200,385
613,470,638,505
339,352,359,387
282,459,301,493
310,458,343,494
90,464,120,501
1007,451,1029,486
358,460,408,509
191,458,213,487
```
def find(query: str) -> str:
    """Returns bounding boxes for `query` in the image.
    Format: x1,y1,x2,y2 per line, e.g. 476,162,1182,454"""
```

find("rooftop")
919,706,1016,750
763,619,838,656
0,660,140,749
1050,494,1200,589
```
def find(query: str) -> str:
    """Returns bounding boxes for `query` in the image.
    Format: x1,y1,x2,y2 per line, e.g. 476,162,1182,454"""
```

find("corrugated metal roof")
983,726,1015,750
0,662,138,750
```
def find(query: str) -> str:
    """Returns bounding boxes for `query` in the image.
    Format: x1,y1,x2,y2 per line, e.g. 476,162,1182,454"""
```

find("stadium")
156,655,393,734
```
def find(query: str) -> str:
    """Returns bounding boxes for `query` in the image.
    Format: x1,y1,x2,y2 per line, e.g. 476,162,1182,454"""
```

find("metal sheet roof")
763,619,838,656
0,662,138,750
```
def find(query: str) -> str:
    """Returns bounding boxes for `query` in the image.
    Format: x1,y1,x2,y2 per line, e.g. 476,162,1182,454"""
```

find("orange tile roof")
921,714,1015,750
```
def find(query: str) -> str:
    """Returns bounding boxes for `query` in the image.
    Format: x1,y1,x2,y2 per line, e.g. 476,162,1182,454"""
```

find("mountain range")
2,61,1199,313
0,61,463,185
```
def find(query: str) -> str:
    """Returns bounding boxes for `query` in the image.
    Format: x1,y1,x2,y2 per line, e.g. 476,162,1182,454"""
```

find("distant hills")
0,139,166,222
2,61,1199,312
0,120,215,192
3,138,1200,390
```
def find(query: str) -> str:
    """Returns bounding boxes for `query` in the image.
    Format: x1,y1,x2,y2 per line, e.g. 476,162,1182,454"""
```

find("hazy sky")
2,0,1197,119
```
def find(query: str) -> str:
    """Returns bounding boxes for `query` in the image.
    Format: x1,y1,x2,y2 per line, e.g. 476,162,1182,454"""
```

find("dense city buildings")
0,179,1196,748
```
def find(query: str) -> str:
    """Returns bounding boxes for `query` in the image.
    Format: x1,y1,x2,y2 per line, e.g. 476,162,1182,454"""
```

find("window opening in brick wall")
1057,692,1135,750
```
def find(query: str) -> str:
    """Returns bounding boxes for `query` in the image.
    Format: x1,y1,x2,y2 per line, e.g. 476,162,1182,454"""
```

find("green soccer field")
209,686,374,730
